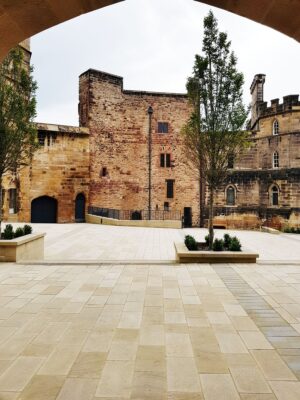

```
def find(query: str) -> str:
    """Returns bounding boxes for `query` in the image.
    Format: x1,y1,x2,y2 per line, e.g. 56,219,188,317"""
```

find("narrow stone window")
101,167,107,177
160,154,165,167
164,202,169,211
158,122,169,134
270,185,279,206
166,180,174,199
273,119,279,135
228,154,234,169
166,154,171,168
273,151,279,168
8,188,17,213
38,132,45,146
226,186,235,206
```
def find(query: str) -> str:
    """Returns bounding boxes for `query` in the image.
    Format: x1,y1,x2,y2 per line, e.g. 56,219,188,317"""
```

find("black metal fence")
88,206,182,221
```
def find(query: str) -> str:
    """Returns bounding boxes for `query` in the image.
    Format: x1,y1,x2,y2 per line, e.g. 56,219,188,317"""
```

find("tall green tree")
0,46,38,235
182,11,250,249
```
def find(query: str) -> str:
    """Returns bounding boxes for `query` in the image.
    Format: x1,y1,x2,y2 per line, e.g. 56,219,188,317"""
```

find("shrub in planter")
213,238,224,251
228,236,242,251
204,235,209,246
223,233,231,249
185,235,198,251
2,224,14,240
14,227,25,238
23,225,32,235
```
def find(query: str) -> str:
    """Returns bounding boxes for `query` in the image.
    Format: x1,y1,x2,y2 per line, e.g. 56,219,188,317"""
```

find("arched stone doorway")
31,196,57,223
75,193,86,222
0,0,299,61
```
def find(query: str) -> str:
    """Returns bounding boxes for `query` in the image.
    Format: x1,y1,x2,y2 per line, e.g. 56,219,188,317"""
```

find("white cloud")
31,0,300,126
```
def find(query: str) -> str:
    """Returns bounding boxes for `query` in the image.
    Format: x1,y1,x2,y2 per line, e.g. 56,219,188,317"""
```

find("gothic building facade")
1,43,299,229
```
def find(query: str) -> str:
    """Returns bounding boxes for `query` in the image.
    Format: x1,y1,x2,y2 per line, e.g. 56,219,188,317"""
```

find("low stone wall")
175,242,258,264
86,214,181,229
0,233,45,262
213,214,261,230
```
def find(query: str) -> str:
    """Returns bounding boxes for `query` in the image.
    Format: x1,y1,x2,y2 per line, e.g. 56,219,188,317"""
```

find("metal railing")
88,206,182,221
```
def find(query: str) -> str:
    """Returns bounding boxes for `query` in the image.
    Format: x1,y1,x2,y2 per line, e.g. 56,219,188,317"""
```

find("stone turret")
250,74,266,130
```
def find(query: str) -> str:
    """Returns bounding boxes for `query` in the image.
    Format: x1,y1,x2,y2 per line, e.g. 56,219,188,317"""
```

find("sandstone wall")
2,124,90,223
79,69,200,225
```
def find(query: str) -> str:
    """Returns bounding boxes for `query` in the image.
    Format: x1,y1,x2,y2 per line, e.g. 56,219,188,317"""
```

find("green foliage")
204,234,209,245
228,236,242,251
223,233,231,248
14,227,24,238
182,11,250,248
2,224,14,239
284,226,300,234
0,47,38,235
185,235,198,251
23,224,32,235
212,238,224,251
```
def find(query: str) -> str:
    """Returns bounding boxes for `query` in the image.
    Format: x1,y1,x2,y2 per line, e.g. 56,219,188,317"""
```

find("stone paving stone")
95,360,135,398
167,357,201,393
0,356,44,391
239,331,273,350
200,374,240,400
229,365,272,393
18,375,65,400
56,378,97,400
269,381,300,400
251,350,297,380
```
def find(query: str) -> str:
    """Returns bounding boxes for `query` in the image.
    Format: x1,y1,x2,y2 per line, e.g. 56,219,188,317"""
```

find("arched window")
273,119,279,135
273,151,279,168
270,185,279,206
226,186,235,206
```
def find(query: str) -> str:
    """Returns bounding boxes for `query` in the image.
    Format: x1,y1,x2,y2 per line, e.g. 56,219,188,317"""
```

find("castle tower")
250,73,266,130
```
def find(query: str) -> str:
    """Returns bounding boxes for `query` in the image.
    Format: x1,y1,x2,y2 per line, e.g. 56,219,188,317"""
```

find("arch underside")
0,0,299,60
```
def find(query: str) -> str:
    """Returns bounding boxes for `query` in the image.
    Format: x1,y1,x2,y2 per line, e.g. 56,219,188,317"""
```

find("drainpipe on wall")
147,106,153,220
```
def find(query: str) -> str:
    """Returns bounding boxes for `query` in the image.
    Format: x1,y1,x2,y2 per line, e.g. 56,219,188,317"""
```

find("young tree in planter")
0,47,38,236
182,11,250,249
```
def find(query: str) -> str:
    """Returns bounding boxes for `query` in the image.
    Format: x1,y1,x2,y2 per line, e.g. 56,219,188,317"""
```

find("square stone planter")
0,233,45,262
175,242,258,263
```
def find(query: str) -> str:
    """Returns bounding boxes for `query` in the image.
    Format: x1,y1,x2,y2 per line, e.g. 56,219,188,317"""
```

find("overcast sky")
31,0,300,126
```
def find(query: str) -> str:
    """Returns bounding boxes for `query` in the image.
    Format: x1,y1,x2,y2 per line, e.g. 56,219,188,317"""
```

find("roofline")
79,68,187,98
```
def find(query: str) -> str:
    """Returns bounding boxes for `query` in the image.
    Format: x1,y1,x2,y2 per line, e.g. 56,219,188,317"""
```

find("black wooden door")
31,196,57,223
183,207,192,228
75,193,85,222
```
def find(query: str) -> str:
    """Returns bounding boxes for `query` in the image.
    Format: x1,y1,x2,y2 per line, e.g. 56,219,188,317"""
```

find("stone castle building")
1,43,300,229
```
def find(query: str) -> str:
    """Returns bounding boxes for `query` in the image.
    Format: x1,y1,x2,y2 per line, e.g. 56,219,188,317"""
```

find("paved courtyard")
10,223,300,262
1,262,300,399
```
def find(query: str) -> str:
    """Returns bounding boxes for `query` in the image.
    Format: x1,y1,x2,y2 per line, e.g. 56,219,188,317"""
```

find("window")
273,120,279,135
228,154,234,169
158,122,169,134
160,153,171,167
273,151,279,168
270,185,279,206
101,167,108,177
9,189,17,213
226,186,235,206
166,180,174,198
1,189,5,204
164,202,169,211
38,132,45,146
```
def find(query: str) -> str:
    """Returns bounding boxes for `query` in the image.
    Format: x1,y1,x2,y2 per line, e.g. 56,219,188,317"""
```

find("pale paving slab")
0,262,299,398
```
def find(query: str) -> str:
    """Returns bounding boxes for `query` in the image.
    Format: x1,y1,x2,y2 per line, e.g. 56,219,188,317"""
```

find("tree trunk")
0,177,2,238
208,187,214,250
198,173,202,227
